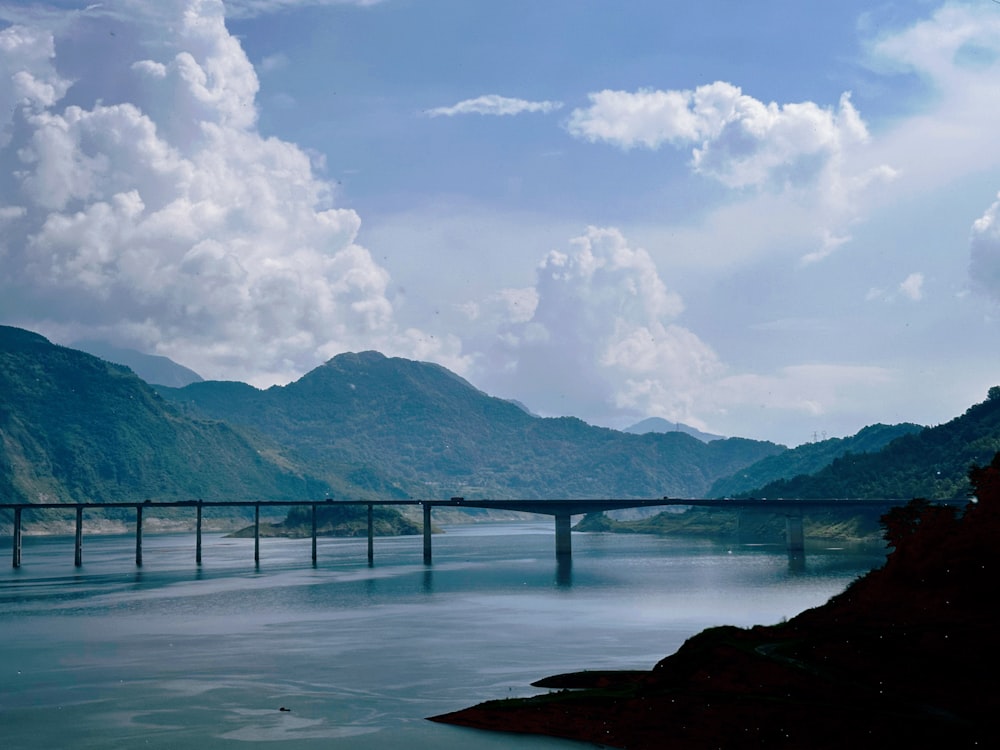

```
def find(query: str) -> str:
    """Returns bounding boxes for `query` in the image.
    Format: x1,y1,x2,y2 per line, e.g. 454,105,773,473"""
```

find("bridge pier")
74,506,83,567
12,507,21,568
785,508,804,554
311,505,317,564
367,504,374,565
423,503,432,564
254,504,260,564
555,513,572,557
195,502,203,565
135,505,143,567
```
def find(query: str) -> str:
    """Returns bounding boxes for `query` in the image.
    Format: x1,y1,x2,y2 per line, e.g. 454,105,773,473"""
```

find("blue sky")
2,0,1000,446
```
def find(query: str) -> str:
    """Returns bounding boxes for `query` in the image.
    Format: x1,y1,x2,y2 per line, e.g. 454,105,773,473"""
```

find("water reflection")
786,551,806,574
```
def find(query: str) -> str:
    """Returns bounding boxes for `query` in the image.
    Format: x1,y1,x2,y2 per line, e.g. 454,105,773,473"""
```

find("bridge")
0,496,967,569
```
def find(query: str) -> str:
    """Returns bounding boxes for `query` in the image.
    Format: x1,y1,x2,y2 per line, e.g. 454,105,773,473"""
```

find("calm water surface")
0,523,885,749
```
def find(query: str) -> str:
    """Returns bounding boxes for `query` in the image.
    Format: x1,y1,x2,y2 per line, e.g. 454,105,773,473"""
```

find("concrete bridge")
0,496,966,569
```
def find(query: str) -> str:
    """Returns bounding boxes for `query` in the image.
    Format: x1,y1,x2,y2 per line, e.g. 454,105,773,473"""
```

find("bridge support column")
74,506,83,567
135,505,143,567
555,513,572,558
254,504,260,565
367,504,374,565
423,503,432,565
12,507,22,568
311,505,317,565
785,508,804,554
195,502,203,565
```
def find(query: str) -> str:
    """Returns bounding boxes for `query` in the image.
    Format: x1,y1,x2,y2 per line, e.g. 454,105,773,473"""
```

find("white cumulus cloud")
567,82,870,190
471,226,721,426
0,0,464,385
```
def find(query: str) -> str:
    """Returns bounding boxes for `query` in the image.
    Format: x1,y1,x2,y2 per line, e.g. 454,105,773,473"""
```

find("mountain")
708,422,925,498
738,389,1000,500
0,326,335,514
72,340,204,387
157,351,786,499
623,417,724,443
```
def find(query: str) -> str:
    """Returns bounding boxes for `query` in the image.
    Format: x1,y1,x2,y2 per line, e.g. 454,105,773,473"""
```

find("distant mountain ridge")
1,327,785,520
0,325,332,513
6,323,999,526
624,418,724,443
72,340,204,388
156,350,785,500
709,422,925,498
738,392,1000,500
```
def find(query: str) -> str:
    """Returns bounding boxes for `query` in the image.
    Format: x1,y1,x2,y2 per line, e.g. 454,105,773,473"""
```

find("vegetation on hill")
0,326,409,533
740,388,1000,500
430,455,1000,748
708,422,923,498
574,505,885,545
157,351,786,500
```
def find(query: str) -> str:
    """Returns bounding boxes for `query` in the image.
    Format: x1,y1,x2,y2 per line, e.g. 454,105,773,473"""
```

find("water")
0,523,885,749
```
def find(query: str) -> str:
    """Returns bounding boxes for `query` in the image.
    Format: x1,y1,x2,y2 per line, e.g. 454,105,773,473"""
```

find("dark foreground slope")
430,457,1000,749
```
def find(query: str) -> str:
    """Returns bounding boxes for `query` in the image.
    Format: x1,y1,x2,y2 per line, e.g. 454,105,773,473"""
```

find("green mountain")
708,422,924,498
739,389,1000,500
0,326,333,514
157,351,786,500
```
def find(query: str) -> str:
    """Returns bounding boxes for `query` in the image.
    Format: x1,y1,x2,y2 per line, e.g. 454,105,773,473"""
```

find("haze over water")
0,523,885,749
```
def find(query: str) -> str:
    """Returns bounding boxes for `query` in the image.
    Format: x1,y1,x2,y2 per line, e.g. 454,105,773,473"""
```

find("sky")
2,0,1000,447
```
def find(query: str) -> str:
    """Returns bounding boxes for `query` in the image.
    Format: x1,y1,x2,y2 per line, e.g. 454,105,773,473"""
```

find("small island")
430,457,1000,748
228,503,420,538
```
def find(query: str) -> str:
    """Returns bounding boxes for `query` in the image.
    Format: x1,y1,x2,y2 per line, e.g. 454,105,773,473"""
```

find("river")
0,522,885,749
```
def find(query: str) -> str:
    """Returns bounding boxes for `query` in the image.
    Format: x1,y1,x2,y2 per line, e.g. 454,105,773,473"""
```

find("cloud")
567,83,870,190
469,226,721,425
566,81,897,266
898,272,924,302
970,192,1000,301
865,272,925,304
425,94,563,118
863,4,1000,190
0,0,465,385
222,0,384,20
869,6,1000,305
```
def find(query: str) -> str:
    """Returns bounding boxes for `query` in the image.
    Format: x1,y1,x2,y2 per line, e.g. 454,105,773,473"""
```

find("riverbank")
576,506,886,545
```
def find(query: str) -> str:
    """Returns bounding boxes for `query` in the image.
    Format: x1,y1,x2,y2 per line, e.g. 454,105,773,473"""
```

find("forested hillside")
740,388,1000,500
158,351,785,499
709,423,924,498
2,327,785,527
0,326,333,511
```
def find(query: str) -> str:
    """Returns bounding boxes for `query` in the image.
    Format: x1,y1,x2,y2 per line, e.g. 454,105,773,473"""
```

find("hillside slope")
709,422,924,498
0,326,331,514
743,389,1000,500
159,351,786,499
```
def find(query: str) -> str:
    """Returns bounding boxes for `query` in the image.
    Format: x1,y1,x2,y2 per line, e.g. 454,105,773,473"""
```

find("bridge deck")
2,497,966,569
